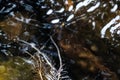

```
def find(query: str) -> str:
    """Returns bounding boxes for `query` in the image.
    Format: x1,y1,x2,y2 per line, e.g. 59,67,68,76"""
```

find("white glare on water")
75,2,83,12
101,15,120,38
87,2,100,12
66,14,74,22
75,0,93,12
92,21,96,30
68,5,73,12
55,8,65,13
110,23,120,37
46,9,53,15
117,30,120,35
111,4,118,12
51,19,60,24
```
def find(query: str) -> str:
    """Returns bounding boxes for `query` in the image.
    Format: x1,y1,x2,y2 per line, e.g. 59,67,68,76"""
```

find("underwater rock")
58,20,119,80
0,15,22,40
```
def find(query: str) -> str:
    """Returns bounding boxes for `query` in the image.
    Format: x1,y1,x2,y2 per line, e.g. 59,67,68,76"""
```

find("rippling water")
0,0,120,80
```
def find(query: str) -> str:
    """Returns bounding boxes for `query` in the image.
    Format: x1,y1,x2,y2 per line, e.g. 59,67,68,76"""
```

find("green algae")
0,57,34,80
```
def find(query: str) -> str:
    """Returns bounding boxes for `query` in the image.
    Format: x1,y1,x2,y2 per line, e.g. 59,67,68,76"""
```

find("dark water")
0,0,120,80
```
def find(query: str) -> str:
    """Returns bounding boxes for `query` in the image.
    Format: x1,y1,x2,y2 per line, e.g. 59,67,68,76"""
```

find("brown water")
0,0,120,80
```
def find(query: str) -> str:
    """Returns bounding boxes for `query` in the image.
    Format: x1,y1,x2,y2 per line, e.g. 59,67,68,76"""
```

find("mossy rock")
0,57,34,80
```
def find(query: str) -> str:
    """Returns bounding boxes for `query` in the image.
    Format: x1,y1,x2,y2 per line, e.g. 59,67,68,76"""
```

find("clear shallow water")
0,0,120,80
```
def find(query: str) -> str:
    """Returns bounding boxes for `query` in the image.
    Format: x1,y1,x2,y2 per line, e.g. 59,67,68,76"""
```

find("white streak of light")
68,5,73,11
66,14,74,22
87,2,100,12
111,4,118,12
110,23,120,34
51,19,60,24
46,9,53,15
55,8,64,13
75,0,93,12
101,15,120,38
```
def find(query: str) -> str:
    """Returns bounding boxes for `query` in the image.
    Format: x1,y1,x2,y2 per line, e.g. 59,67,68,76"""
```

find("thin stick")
50,36,63,80
18,39,54,69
